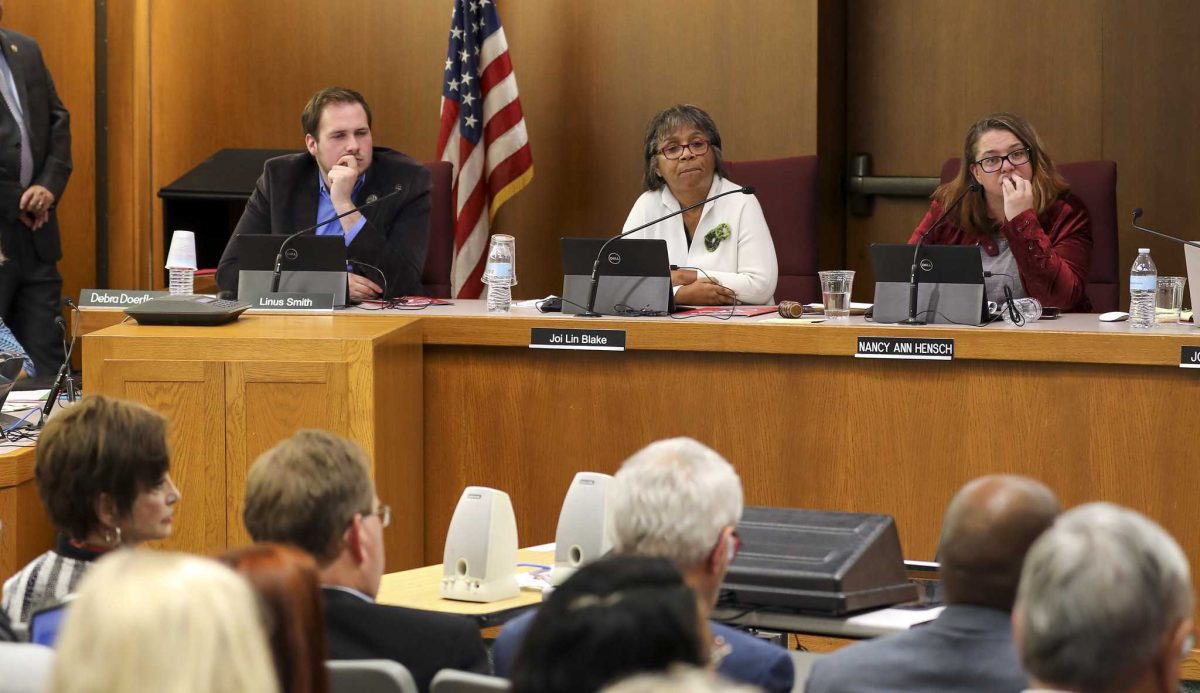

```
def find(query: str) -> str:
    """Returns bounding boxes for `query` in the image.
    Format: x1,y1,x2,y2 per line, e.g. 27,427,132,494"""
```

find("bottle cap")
1139,248,1150,253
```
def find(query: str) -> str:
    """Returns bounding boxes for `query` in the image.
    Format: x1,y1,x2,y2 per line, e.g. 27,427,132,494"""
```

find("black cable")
669,265,738,321
348,260,389,303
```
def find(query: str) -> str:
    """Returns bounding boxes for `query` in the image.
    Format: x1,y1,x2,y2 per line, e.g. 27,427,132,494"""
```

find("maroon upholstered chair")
723,156,820,303
421,161,455,298
939,158,1118,312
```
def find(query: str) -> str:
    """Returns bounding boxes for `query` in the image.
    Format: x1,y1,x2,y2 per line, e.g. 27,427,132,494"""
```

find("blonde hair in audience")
602,666,760,693
49,550,279,693
608,437,743,569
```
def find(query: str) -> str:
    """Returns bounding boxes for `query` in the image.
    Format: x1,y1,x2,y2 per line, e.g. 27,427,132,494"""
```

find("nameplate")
79,289,170,308
854,336,954,361
246,292,335,314
1180,346,1200,369
530,328,626,352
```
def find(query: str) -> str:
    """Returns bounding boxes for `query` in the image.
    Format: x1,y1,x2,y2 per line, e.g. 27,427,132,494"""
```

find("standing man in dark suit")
243,429,488,693
0,1,70,377
217,87,431,301
804,475,1061,693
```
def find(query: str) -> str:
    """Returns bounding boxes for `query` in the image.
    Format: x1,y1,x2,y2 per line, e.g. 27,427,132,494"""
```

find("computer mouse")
1099,311,1130,322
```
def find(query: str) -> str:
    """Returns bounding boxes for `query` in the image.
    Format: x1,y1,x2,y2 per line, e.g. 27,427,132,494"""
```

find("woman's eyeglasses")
974,148,1031,173
658,139,710,160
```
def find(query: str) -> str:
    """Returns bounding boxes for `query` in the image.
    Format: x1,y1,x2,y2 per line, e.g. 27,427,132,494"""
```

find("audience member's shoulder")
325,588,477,636
710,622,794,693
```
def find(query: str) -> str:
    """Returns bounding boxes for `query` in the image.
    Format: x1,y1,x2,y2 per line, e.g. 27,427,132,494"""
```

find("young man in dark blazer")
244,429,488,693
0,1,71,377
217,87,431,301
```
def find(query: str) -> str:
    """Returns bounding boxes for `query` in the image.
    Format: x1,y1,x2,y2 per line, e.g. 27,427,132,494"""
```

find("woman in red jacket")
910,113,1092,311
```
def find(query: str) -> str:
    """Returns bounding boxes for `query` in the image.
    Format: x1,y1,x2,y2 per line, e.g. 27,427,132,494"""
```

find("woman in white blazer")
622,105,778,305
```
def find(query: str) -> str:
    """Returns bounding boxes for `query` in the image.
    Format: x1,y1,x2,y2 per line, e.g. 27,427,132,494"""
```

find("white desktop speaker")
548,472,615,586
440,486,520,603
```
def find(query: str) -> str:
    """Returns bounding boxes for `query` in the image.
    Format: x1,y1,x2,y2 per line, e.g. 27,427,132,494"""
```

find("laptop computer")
870,244,987,325
1184,243,1200,325
560,238,672,316
236,234,348,306
0,353,29,429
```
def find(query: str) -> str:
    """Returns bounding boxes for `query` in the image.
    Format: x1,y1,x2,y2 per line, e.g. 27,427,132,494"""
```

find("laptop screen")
560,238,671,315
236,234,348,305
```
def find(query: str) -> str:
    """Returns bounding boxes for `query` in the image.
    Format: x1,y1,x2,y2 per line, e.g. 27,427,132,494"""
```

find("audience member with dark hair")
495,437,794,692
243,429,486,693
220,543,330,693
603,666,762,693
2,395,181,636
49,550,278,693
512,555,707,693
805,474,1060,693
1015,503,1194,693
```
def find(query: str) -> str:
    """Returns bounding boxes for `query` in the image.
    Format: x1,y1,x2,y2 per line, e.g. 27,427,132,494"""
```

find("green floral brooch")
704,223,731,252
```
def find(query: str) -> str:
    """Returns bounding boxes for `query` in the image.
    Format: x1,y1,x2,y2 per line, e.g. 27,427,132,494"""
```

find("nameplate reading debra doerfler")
530,328,626,352
1181,346,1200,369
78,289,170,308
855,336,954,361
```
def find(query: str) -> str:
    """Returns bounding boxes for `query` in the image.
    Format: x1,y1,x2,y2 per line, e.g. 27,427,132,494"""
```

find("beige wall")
106,0,822,298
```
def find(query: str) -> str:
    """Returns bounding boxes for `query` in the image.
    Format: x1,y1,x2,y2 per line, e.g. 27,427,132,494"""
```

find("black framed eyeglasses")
974,148,1032,173
658,139,709,160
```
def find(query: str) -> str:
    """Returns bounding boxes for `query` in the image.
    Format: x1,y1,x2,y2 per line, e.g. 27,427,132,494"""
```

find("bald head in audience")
1015,503,1194,693
804,474,1060,693
938,474,1061,611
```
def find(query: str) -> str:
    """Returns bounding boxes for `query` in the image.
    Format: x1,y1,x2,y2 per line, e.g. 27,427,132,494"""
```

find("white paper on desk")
513,296,557,309
516,572,554,593
845,605,944,631
7,389,51,404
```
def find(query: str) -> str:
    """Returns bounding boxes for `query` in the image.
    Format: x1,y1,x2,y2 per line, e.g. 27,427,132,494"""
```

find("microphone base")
577,310,604,318
901,317,927,326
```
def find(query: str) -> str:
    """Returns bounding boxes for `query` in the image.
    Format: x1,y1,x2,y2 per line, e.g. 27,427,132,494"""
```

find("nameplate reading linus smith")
530,328,626,352
854,336,954,361
247,292,335,313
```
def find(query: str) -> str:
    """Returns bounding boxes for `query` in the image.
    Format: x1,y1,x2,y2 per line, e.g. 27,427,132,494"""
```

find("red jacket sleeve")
1001,197,1092,310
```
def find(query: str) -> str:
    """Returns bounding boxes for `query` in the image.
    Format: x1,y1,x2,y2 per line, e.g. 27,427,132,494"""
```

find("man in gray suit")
804,475,1060,693
1015,503,1194,693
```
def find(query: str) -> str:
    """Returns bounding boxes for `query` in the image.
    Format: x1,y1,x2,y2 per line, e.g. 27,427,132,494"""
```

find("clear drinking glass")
818,270,855,319
1155,276,1186,324
1000,297,1043,325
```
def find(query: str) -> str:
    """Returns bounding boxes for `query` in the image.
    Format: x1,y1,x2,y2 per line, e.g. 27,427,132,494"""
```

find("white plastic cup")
165,230,198,271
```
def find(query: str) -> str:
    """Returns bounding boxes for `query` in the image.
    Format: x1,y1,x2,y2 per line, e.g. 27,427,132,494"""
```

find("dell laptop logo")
607,252,621,265
919,258,934,272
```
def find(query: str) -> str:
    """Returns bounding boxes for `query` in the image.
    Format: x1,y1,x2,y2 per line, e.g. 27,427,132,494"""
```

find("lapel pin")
9,45,17,54
365,194,378,205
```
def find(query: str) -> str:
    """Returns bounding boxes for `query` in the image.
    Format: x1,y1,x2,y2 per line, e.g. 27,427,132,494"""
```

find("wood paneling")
0,447,53,581
845,0,1103,299
92,358,227,554
3,1,96,297
1102,1,1200,287
100,1,821,298
82,315,425,569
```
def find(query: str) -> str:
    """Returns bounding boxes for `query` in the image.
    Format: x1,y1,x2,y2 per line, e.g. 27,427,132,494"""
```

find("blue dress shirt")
316,170,367,244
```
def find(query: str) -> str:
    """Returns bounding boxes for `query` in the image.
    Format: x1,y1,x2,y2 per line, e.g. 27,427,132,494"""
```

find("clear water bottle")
1129,247,1157,329
483,234,517,313
168,268,195,296
1000,297,1043,325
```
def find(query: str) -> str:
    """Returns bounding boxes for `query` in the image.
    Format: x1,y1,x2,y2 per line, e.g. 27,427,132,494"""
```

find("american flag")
438,0,533,298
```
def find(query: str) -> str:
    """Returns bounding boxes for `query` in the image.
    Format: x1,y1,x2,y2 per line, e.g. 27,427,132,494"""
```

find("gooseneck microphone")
904,181,981,325
581,185,756,317
1131,209,1200,249
269,184,404,293
40,301,80,425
